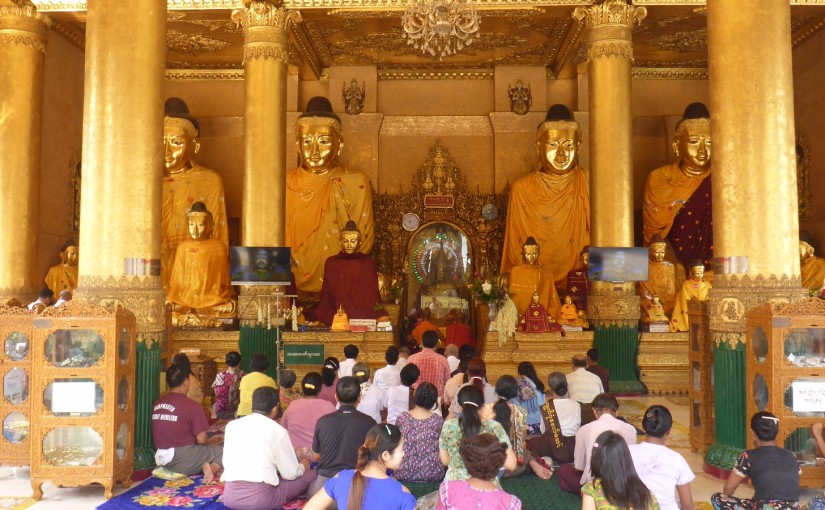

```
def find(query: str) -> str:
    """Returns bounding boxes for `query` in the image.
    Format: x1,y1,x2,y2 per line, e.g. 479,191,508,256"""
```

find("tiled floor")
0,396,821,509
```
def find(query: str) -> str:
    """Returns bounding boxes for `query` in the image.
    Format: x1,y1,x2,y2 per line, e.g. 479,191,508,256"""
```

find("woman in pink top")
281,372,336,451
318,357,339,405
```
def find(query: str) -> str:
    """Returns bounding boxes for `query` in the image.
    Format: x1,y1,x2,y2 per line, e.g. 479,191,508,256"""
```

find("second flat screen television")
587,247,649,282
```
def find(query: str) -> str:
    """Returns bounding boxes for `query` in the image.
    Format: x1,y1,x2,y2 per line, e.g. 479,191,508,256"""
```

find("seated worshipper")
237,353,277,417
152,364,223,481
386,363,420,425
517,291,564,334
515,361,546,436
338,344,359,378
308,376,376,498
303,424,416,510
439,385,517,486
444,349,476,414
445,344,460,374
437,433,523,510
53,289,72,307
353,362,386,424
566,354,604,409
583,431,659,510
408,330,451,398
319,357,339,405
213,351,245,420
448,357,497,418
711,412,801,510
397,346,411,370
630,406,694,510
27,288,54,311
374,346,402,390
445,311,474,348
526,372,581,477
410,309,443,346
557,393,637,494
281,372,336,451
278,369,300,412
172,352,204,405
481,375,529,477
221,387,317,510
302,221,388,327
394,383,447,483
44,244,79,295
585,348,610,394
166,202,235,327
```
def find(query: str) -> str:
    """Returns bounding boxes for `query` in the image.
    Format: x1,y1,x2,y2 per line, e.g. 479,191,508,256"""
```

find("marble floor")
0,396,821,509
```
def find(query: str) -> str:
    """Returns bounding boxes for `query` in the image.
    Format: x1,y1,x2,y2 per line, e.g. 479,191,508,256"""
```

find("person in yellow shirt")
237,353,277,417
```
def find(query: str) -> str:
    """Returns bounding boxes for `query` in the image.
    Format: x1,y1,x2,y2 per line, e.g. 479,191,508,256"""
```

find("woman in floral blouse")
394,383,446,482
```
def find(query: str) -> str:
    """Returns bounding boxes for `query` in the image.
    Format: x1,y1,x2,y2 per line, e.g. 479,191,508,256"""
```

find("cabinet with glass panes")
0,306,37,467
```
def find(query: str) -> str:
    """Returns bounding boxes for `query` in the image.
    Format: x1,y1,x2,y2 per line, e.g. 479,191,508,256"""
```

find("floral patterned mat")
96,476,225,509
0,497,36,510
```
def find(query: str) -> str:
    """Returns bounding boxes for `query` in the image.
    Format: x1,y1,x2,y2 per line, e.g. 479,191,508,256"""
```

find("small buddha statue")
670,259,711,332
44,244,78,294
166,202,236,327
330,305,350,331
559,295,579,325
507,237,561,322
566,247,589,311
501,104,590,294
286,96,374,294
643,103,713,271
302,220,388,327
638,235,677,317
800,240,825,291
642,295,669,324
518,291,564,335
162,98,228,293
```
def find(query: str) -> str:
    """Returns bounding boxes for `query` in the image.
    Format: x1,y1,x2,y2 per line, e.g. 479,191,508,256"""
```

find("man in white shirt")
353,362,387,423
53,290,72,307
558,393,637,494
221,387,317,508
566,354,604,404
27,288,54,311
373,346,401,390
338,344,358,378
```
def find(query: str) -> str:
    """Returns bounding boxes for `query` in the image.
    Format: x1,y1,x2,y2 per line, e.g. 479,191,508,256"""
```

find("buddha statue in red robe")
303,221,388,327
518,292,564,335
565,248,589,311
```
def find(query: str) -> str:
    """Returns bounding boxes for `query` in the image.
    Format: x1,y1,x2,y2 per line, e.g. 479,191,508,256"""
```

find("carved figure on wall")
501,104,590,294
643,102,712,271
800,240,825,292
44,244,78,295
162,97,229,293
796,135,812,222
670,258,711,332
638,234,677,317
286,96,374,294
342,79,366,116
508,80,532,115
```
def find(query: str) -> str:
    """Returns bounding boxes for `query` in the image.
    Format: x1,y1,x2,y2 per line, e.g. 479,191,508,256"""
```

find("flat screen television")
230,247,292,286
587,247,649,282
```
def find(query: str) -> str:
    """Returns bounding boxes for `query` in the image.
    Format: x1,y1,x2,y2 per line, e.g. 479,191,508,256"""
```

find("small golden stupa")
330,305,350,331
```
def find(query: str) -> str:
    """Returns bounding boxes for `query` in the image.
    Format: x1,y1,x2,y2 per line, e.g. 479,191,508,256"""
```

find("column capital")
573,0,646,63
232,0,300,63
0,4,53,53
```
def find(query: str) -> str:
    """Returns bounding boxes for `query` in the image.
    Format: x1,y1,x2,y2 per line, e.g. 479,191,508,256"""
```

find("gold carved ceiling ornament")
401,0,480,60
648,26,706,52
166,28,232,56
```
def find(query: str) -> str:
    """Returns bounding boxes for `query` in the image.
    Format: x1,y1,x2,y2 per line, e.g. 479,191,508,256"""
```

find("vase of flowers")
469,274,508,332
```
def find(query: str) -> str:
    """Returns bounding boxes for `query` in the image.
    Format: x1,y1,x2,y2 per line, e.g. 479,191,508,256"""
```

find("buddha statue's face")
674,123,711,176
536,127,580,175
187,213,212,241
63,246,78,266
522,244,540,265
689,265,705,281
800,241,812,261
531,292,540,305
652,296,661,305
163,124,199,174
649,243,666,263
565,295,572,305
340,231,361,254
297,123,342,175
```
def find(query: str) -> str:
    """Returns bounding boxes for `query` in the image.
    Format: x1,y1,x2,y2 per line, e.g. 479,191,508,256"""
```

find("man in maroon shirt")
152,364,223,481
586,348,610,393
407,330,451,397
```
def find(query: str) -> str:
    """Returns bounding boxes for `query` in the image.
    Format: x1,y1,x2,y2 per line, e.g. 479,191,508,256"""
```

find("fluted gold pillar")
75,0,166,469
704,0,807,470
0,6,51,302
234,0,299,247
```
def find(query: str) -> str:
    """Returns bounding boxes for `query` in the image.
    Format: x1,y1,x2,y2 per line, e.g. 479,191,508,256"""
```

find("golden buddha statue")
286,96,374,294
643,103,713,271
166,202,235,327
638,235,677,317
162,98,228,292
559,295,579,325
566,248,589,311
507,237,561,321
800,240,825,291
670,259,711,332
501,104,590,294
44,244,78,294
642,295,669,324
518,291,564,335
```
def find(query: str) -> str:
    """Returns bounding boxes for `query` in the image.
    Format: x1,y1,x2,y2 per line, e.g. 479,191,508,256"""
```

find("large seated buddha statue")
162,98,228,292
44,244,78,294
303,221,387,327
501,104,590,294
286,96,374,294
508,237,560,321
167,202,235,327
670,259,711,332
638,235,677,317
643,103,713,272
800,240,825,291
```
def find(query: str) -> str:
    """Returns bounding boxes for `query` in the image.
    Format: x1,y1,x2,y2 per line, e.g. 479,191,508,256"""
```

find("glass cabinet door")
44,329,105,368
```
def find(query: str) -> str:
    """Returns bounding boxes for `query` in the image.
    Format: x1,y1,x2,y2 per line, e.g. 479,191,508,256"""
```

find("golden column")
573,0,646,393
703,0,807,470
0,5,51,303
74,0,166,469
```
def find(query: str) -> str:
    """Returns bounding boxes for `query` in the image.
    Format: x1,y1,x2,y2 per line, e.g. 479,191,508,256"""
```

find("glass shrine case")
746,298,825,488
0,305,38,467
29,301,137,500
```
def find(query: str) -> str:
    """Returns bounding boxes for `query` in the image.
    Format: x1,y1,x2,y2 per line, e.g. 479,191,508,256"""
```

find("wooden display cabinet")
688,299,713,453
29,302,137,499
0,305,38,466
746,298,825,488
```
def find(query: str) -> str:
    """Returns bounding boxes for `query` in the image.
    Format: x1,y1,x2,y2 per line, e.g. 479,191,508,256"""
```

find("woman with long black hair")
582,430,658,510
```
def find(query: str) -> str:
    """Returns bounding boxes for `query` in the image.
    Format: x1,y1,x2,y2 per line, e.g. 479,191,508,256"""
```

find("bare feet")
202,462,215,484
529,458,553,480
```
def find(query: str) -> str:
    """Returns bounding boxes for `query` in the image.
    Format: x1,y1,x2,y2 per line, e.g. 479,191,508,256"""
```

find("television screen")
230,247,292,285
587,247,649,282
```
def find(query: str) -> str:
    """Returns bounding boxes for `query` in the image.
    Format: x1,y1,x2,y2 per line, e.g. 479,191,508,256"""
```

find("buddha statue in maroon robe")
303,221,388,327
